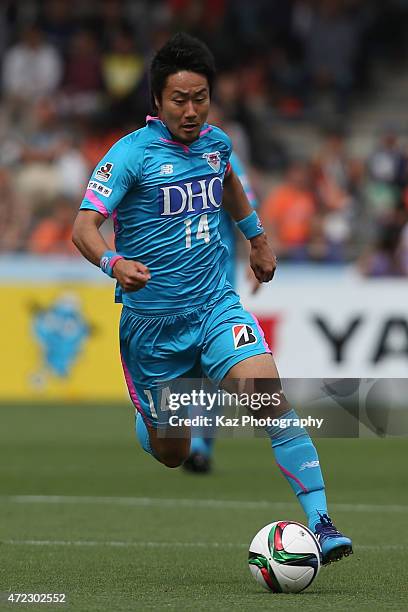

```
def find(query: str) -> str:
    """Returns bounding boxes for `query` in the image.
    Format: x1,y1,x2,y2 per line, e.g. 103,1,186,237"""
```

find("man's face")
156,71,210,144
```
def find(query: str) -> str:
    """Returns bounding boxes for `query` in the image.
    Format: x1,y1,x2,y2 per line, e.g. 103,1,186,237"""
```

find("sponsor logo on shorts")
87,180,112,197
202,151,221,172
95,162,113,182
232,324,257,349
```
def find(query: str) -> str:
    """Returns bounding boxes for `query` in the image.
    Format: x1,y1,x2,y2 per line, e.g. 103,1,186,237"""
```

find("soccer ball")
248,521,321,593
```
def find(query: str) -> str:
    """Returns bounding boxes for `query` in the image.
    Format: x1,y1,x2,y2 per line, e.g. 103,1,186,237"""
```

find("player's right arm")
72,135,150,292
72,210,150,292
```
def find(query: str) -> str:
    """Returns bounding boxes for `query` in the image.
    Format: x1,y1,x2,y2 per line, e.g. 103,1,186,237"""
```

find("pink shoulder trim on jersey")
146,115,160,122
84,189,109,218
159,137,189,153
199,126,212,136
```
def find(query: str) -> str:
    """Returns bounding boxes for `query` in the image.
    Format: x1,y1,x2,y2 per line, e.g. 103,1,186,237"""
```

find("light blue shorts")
119,287,271,427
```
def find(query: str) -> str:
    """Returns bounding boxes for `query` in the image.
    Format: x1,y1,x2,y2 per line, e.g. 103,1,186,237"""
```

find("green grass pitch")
1,403,407,611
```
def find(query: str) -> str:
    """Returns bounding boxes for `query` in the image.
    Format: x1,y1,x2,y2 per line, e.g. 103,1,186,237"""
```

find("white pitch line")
1,539,244,549
1,540,406,552
0,495,407,514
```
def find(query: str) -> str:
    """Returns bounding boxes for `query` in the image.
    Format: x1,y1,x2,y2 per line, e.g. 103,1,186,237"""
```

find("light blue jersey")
80,116,232,313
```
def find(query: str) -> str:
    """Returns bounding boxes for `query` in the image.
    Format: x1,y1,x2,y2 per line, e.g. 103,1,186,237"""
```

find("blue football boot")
314,513,353,565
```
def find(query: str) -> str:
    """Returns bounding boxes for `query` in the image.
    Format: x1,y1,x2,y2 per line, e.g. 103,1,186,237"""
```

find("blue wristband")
236,211,264,240
100,250,124,278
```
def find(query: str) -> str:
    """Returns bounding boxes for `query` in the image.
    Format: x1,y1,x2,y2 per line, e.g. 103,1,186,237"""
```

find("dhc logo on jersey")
159,175,223,217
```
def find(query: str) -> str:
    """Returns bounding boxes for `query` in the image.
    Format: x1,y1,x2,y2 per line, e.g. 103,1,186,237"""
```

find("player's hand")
112,259,150,292
249,233,277,284
246,265,262,294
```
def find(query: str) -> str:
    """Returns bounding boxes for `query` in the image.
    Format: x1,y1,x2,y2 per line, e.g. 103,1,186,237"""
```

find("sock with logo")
265,408,328,532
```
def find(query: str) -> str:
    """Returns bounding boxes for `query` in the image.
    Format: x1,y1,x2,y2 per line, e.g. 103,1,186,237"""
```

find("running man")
72,33,352,564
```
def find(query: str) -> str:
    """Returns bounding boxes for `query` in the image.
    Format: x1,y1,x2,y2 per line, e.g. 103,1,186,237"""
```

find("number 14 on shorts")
184,214,210,248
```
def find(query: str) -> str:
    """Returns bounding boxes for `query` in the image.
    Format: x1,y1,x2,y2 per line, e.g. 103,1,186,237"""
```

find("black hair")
150,32,216,110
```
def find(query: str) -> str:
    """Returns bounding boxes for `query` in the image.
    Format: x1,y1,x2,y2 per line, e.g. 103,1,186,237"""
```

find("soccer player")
72,33,352,564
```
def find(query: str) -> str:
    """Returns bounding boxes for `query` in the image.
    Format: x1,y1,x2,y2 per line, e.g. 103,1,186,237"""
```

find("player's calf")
147,424,191,468
156,446,190,468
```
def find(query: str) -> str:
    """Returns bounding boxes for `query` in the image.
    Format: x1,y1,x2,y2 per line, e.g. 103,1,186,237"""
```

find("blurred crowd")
1,0,408,276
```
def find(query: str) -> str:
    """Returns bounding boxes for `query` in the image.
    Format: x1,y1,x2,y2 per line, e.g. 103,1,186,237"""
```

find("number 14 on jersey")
184,214,210,248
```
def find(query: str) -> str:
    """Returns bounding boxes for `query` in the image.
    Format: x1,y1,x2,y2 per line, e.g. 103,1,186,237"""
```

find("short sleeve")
80,137,141,218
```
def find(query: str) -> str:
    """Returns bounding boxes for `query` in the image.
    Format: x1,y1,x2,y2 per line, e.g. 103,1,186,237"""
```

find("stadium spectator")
80,116,127,171
400,221,408,275
365,124,408,221
359,213,407,277
2,24,62,104
102,26,148,124
0,169,29,253
312,125,361,260
28,196,78,255
84,0,135,49
61,30,103,116
102,27,145,100
296,0,362,114
38,0,75,54
261,160,317,260
12,98,88,207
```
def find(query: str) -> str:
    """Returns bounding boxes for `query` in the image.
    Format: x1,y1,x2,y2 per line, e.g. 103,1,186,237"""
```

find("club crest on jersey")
202,151,221,173
232,324,257,349
96,162,114,182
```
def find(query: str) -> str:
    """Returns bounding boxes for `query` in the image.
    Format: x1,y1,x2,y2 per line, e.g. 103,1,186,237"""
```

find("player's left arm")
223,168,277,284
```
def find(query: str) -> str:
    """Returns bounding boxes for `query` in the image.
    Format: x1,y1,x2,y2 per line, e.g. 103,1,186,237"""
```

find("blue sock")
190,436,212,457
135,412,154,456
265,409,328,532
190,436,215,457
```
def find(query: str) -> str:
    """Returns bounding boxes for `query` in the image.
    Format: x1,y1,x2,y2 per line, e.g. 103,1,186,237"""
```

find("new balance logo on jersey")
232,324,257,349
159,175,223,217
202,151,221,172
160,164,173,175
96,162,113,182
